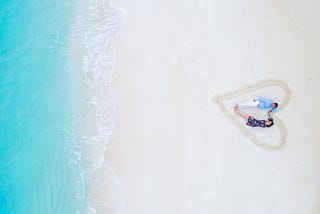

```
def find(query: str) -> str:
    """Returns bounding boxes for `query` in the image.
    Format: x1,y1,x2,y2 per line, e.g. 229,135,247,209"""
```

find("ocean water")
0,0,123,213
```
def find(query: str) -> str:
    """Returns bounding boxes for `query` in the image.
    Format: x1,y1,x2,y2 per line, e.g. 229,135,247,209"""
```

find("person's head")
265,118,274,127
272,103,278,108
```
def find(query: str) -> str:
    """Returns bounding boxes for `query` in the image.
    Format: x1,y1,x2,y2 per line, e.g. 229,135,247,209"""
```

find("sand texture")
102,0,320,213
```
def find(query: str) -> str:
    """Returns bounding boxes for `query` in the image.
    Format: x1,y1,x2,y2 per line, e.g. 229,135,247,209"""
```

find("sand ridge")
213,79,291,151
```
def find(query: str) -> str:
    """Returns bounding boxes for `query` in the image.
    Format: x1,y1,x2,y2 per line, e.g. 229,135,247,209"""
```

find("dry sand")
102,0,320,213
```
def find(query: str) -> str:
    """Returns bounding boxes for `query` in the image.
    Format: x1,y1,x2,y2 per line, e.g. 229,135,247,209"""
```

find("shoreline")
68,0,124,213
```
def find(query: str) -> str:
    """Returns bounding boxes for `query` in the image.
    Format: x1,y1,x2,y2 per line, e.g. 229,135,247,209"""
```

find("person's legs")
236,99,260,109
234,108,249,120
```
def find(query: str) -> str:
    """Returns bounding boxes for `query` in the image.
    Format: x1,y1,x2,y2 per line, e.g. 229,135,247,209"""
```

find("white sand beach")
100,0,320,213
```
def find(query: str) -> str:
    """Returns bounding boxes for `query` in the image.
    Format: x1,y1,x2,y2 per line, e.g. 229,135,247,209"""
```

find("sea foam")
68,0,124,213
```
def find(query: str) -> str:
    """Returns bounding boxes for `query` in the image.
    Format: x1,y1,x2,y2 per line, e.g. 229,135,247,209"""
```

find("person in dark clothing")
234,107,274,128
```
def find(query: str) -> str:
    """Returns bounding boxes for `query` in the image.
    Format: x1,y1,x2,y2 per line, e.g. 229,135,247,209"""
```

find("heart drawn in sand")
213,79,291,151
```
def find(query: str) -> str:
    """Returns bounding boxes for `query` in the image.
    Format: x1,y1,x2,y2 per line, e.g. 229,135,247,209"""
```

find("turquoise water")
0,0,83,213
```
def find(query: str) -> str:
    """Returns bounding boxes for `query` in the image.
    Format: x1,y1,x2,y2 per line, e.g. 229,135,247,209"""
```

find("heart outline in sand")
213,79,291,151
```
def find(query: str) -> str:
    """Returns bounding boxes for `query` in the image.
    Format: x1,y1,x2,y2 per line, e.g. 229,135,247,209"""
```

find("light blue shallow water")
0,0,83,213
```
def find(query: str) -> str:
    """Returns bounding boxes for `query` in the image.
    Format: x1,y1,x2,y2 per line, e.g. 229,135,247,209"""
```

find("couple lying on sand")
234,98,278,128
